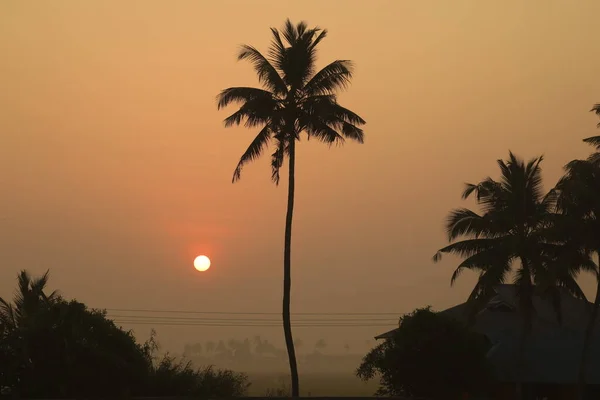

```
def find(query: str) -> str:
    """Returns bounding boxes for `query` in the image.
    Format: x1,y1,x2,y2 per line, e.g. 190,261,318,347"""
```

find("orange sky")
2,0,600,353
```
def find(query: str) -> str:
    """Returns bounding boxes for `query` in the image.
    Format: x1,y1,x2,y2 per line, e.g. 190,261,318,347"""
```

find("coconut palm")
217,19,365,396
432,152,587,398
434,153,554,316
0,270,58,335
555,152,600,399
580,103,600,163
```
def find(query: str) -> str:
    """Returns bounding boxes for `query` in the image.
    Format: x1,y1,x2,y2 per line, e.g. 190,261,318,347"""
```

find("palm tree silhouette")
580,103,600,162
432,152,585,399
0,270,58,334
217,19,365,396
555,148,600,399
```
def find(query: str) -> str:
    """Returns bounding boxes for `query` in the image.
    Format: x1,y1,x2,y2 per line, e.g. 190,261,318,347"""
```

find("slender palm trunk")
516,326,530,400
283,138,299,397
577,259,600,400
516,258,533,400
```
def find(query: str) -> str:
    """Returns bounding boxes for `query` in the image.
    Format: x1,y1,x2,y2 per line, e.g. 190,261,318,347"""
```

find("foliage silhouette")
356,307,492,399
555,130,600,399
0,270,249,398
583,103,600,163
432,152,589,399
217,18,365,396
314,338,327,352
143,331,249,397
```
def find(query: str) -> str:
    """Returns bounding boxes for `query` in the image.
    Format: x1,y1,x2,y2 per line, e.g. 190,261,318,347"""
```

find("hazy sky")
2,0,600,353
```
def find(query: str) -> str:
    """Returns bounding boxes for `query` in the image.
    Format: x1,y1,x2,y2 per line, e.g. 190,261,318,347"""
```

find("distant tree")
183,343,202,358
227,339,239,350
233,338,252,361
253,336,265,355
356,307,492,399
253,336,278,356
142,332,249,397
314,339,327,353
216,340,228,355
205,341,215,353
217,18,366,397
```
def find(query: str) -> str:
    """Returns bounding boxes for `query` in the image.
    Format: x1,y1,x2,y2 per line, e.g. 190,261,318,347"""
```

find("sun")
194,255,211,272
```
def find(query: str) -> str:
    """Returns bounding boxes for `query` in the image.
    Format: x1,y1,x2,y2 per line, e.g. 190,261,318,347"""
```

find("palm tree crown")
217,19,366,183
0,270,58,335
433,152,582,320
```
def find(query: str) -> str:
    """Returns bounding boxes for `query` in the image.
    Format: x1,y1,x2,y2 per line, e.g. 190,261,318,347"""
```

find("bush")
356,307,493,399
0,270,250,398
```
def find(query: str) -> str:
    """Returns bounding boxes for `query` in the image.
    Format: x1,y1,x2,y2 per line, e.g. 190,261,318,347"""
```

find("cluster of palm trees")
433,104,600,398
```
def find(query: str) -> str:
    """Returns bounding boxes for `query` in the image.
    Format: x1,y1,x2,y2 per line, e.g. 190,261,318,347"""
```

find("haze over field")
2,0,600,367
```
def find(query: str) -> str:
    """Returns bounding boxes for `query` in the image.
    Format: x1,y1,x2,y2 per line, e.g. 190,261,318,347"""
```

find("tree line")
182,337,330,360
0,271,249,398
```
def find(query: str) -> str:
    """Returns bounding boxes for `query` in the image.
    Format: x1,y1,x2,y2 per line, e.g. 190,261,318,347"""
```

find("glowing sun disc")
194,255,211,272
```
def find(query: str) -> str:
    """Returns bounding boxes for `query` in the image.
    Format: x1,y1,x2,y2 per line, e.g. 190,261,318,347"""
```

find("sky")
2,0,600,355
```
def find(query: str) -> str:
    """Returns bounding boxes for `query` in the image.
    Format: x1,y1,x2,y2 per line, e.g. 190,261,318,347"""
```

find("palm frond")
309,30,327,51
464,263,510,319
302,95,366,126
302,118,345,146
237,45,287,95
268,28,287,72
299,96,365,143
217,87,276,109
282,19,300,45
450,250,511,285
232,125,273,182
445,208,499,241
0,298,16,331
270,138,286,185
590,103,600,128
434,238,506,261
222,97,281,128
304,60,354,96
276,20,325,88
584,135,600,147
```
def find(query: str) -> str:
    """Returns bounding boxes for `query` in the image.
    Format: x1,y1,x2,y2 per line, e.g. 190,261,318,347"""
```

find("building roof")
373,284,600,384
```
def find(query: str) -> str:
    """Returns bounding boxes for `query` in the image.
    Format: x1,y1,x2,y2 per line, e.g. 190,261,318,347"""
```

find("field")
247,372,379,397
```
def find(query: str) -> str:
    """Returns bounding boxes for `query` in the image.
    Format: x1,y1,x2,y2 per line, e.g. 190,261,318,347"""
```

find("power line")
106,315,398,322
105,308,401,316
111,320,396,328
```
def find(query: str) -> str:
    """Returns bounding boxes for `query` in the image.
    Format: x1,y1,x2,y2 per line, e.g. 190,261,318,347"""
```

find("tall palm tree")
217,19,365,396
432,152,585,398
556,147,600,399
